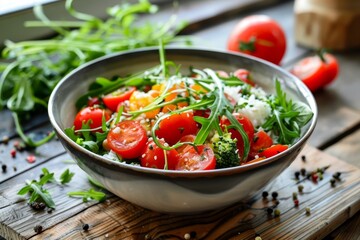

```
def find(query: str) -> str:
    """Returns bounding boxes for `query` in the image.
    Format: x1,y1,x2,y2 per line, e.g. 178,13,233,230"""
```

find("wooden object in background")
294,0,360,50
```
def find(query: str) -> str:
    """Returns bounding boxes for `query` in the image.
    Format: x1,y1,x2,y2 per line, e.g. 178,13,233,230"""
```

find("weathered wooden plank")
308,107,360,149
0,153,111,240
0,110,49,141
2,145,353,240
324,128,360,168
0,123,66,183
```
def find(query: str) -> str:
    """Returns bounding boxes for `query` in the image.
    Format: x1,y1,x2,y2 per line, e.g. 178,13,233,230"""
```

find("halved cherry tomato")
103,86,136,112
74,106,110,132
290,53,339,92
140,140,179,170
227,15,286,65
176,134,196,153
155,111,198,145
233,69,255,86
107,120,148,159
220,113,254,159
175,144,216,171
249,130,273,159
259,144,288,158
129,90,160,119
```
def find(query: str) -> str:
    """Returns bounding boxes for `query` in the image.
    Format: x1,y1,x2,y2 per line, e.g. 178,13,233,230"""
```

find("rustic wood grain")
324,128,360,168
0,153,111,240
0,123,66,183
0,145,354,240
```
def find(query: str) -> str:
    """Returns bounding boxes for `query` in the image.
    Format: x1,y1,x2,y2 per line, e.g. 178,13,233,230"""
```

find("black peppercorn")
30,202,46,211
267,208,273,214
330,178,336,187
34,225,43,233
2,164,7,173
271,191,278,200
83,223,89,231
262,191,269,198
301,155,306,162
295,171,300,179
300,168,306,176
333,172,341,180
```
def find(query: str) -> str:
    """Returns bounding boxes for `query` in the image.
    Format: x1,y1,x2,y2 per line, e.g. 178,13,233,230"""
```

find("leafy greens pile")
0,0,187,147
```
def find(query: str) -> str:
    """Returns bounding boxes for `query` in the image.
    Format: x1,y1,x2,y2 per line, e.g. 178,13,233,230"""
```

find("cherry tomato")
74,106,110,132
290,53,339,92
107,120,148,159
103,86,136,112
259,144,288,158
233,69,255,86
176,134,196,153
129,90,160,119
175,144,216,171
155,111,198,146
140,140,179,170
249,130,273,160
220,113,254,159
227,15,286,65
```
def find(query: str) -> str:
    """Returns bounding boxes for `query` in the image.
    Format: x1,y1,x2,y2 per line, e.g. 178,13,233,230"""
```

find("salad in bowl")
49,47,316,212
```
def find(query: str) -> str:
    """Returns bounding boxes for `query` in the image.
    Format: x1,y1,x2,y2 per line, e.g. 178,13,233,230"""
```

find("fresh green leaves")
17,168,75,209
68,189,106,203
262,79,313,144
18,180,56,209
0,0,188,147
60,169,75,184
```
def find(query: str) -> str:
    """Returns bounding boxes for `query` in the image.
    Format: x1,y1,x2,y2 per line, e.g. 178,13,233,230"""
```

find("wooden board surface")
0,145,359,240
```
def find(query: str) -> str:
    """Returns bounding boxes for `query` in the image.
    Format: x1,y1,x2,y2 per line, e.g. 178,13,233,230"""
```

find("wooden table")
1,0,360,239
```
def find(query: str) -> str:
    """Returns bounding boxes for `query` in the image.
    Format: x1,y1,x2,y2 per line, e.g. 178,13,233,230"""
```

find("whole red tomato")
227,15,286,65
290,53,339,92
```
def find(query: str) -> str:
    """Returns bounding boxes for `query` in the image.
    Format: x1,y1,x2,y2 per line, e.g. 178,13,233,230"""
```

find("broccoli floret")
211,132,240,169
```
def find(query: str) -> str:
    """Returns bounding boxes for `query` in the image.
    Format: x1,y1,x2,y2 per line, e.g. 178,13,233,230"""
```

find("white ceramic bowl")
48,47,317,213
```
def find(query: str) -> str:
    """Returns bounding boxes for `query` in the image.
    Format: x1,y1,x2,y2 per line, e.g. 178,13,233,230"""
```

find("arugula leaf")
39,168,55,185
17,180,55,209
60,169,75,184
17,167,76,208
68,188,106,202
262,79,313,144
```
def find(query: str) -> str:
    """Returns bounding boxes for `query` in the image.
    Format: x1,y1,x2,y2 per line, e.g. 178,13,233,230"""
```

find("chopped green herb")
68,188,106,202
59,168,75,184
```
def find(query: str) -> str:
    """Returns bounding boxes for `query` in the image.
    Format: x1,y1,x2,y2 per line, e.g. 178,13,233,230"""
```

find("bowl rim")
48,46,318,178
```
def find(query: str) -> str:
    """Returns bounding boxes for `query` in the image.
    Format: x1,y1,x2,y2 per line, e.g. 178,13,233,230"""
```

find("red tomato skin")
176,134,196,153
175,144,216,171
103,86,136,112
248,131,273,160
220,113,254,159
155,111,198,146
107,120,148,159
140,140,179,170
291,56,327,92
259,144,288,158
322,54,339,86
74,107,110,132
290,53,339,92
233,69,255,86
227,15,286,65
